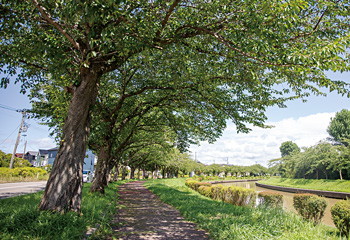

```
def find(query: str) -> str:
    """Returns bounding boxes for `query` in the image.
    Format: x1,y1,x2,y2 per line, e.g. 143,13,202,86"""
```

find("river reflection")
219,181,339,227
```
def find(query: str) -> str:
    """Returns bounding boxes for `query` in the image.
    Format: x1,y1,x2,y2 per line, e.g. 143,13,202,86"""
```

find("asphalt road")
0,181,47,199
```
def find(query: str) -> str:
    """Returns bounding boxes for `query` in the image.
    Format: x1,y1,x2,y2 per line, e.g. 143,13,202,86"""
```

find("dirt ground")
108,181,210,240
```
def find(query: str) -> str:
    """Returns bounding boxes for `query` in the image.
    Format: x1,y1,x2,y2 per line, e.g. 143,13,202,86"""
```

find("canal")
219,181,339,227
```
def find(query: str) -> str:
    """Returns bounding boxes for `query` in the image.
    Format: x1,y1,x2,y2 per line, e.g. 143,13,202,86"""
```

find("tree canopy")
1,0,350,212
327,109,350,146
280,141,301,157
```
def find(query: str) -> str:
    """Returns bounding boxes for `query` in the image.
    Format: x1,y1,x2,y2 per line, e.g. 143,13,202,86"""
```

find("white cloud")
189,112,335,167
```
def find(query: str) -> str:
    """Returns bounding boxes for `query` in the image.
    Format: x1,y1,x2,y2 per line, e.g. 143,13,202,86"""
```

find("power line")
0,104,17,112
0,124,21,146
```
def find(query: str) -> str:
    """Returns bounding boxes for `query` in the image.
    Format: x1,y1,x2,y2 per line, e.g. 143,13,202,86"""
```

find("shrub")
198,186,212,197
211,185,223,200
293,193,327,224
221,186,257,207
185,180,198,189
193,182,212,191
258,191,283,208
0,167,47,178
331,199,350,237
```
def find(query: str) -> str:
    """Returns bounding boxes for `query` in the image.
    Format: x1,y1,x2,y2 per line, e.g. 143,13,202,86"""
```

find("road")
0,181,47,199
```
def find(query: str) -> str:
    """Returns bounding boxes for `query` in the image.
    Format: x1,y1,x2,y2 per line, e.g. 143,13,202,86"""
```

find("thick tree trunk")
38,67,100,213
89,145,111,194
137,168,141,179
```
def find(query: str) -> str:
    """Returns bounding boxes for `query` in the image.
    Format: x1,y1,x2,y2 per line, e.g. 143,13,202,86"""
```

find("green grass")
0,181,124,240
259,177,350,193
144,178,344,240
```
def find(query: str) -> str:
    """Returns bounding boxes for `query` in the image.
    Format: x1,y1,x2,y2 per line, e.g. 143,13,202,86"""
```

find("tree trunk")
137,168,141,179
89,145,111,194
113,164,120,181
38,67,100,213
340,169,343,180
130,167,135,179
121,166,126,180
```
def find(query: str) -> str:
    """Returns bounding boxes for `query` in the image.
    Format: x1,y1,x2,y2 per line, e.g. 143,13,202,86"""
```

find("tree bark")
137,168,141,179
340,169,343,180
113,164,120,181
130,167,135,179
38,67,100,213
89,145,111,194
121,166,127,180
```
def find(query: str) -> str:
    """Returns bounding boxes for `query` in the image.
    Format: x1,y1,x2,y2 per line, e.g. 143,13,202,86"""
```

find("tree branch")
31,0,80,51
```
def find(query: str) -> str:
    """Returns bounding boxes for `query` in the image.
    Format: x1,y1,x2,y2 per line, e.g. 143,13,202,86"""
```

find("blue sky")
0,71,349,166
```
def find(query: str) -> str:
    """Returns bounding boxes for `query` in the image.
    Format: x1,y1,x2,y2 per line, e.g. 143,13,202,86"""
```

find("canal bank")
216,180,339,227
256,182,350,199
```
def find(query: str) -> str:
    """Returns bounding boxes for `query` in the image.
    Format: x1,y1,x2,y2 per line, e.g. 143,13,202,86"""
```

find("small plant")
293,193,327,224
258,191,283,208
210,185,223,200
331,199,350,237
185,180,198,189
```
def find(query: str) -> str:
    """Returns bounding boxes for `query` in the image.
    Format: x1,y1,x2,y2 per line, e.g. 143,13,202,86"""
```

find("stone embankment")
256,182,350,199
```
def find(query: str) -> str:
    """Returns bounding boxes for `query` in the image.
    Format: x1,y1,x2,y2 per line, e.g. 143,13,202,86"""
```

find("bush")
185,180,198,189
293,193,328,224
0,167,47,178
221,186,257,207
198,186,212,197
211,185,223,200
193,182,212,191
331,199,350,237
258,191,283,208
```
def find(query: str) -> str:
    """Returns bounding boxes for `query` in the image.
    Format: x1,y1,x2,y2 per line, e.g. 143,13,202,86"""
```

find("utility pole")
23,136,27,160
9,110,26,169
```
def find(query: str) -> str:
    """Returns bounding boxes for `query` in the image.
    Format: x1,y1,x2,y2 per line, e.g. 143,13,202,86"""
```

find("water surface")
219,181,339,227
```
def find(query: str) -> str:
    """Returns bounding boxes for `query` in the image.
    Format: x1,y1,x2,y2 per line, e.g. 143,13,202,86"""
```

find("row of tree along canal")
218,180,339,227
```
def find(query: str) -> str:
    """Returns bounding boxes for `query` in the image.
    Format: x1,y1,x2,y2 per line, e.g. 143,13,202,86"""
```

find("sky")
0,71,349,166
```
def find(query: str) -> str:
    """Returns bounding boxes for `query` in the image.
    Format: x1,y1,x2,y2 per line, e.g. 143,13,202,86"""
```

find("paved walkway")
109,181,210,240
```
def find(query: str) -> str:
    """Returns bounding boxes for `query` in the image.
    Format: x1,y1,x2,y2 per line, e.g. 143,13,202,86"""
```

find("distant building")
35,149,50,166
47,148,58,166
25,151,38,165
37,148,96,172
15,153,24,158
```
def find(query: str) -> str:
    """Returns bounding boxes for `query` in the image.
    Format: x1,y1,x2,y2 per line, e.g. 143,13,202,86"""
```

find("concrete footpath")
108,181,210,240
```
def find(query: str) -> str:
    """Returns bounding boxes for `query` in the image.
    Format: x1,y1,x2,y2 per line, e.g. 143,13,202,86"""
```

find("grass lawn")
144,178,344,240
0,181,123,240
259,177,350,193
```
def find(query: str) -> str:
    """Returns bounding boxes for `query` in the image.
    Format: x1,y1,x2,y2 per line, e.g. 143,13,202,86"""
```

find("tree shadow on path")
109,181,210,240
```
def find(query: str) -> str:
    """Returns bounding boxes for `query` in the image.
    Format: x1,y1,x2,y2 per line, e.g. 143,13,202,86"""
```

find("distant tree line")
269,109,350,180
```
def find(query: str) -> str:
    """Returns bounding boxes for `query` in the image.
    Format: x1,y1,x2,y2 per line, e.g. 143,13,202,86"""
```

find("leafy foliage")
258,191,283,208
293,193,328,225
331,199,350,237
280,141,300,157
328,109,350,146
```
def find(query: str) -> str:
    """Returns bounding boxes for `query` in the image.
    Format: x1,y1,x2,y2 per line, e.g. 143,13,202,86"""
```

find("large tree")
280,141,301,157
2,0,350,212
327,109,350,146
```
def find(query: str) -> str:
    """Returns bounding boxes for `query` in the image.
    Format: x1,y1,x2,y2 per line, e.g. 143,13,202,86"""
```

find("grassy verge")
144,178,343,240
0,181,124,240
0,175,49,183
258,177,350,193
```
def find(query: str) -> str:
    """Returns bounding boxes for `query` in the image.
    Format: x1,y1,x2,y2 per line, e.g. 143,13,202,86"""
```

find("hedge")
293,193,327,225
0,167,47,178
331,199,350,237
258,191,283,208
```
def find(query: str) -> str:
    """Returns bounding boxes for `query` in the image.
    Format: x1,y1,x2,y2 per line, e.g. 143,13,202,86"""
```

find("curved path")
109,181,210,240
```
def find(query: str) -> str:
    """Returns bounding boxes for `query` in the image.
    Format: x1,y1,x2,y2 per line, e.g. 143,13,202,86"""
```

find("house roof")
27,151,38,155
38,149,49,154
